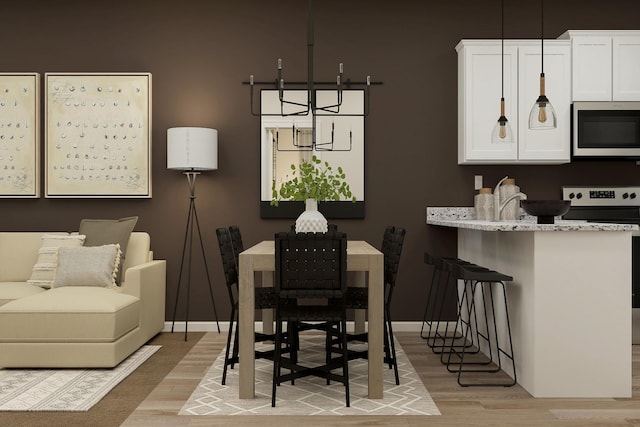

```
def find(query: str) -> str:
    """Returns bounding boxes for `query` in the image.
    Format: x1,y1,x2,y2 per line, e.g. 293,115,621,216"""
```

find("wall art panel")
0,73,40,198
45,73,152,198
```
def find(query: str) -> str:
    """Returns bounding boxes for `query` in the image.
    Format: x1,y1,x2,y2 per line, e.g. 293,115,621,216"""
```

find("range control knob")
631,193,637,199
576,192,583,199
568,192,575,199
623,192,629,199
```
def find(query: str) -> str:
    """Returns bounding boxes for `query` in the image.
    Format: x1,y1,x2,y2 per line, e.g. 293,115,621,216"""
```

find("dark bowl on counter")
520,200,571,224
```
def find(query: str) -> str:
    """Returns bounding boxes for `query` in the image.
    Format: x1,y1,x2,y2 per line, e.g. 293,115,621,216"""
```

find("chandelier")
244,0,381,151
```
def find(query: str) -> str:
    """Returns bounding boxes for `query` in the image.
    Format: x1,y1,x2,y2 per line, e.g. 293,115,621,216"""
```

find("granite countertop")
426,207,640,232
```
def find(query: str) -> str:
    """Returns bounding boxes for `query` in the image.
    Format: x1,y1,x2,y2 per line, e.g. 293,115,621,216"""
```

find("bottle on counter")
499,178,521,221
474,188,494,220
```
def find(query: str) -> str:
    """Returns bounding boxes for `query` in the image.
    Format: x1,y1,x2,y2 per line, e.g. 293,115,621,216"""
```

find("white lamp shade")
167,127,218,171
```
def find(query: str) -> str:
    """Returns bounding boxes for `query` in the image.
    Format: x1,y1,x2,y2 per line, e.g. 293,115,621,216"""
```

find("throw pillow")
78,216,138,284
53,244,121,289
27,234,86,289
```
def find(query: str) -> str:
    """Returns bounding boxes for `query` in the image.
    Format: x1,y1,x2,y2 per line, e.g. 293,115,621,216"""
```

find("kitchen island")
427,207,637,398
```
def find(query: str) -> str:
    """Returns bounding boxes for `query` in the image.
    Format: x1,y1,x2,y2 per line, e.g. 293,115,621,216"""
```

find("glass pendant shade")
529,73,557,129
492,99,514,143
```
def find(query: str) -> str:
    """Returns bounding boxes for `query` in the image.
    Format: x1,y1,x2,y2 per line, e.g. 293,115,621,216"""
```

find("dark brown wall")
2,0,640,322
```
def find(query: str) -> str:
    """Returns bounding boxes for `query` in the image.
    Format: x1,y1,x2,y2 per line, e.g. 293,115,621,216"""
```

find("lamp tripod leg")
192,201,221,333
171,197,194,339
184,199,195,341
170,171,221,340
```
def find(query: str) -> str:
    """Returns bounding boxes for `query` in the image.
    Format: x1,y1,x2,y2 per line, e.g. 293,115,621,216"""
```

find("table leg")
261,271,274,334
351,271,366,334
368,253,384,398
238,253,255,398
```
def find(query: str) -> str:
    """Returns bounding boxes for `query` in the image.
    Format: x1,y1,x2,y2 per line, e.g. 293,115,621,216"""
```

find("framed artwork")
259,89,365,218
45,73,152,198
0,73,40,198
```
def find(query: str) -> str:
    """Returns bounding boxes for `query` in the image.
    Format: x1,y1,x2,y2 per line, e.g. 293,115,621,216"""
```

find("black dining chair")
272,230,351,407
216,226,291,385
336,225,406,385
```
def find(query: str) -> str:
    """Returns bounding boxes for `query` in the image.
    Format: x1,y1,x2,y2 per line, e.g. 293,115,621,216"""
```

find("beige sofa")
0,232,166,368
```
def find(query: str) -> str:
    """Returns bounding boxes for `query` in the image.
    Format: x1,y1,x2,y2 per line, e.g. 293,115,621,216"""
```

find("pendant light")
491,0,514,144
529,0,557,129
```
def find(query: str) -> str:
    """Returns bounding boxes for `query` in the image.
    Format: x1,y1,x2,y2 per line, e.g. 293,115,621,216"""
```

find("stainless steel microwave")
572,101,640,159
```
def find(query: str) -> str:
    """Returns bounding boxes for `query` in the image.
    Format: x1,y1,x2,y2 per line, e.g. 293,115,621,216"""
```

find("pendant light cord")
540,0,544,74
501,0,504,98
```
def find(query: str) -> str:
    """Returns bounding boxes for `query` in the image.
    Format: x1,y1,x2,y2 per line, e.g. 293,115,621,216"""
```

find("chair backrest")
216,227,238,304
228,225,244,268
382,226,406,304
275,231,347,300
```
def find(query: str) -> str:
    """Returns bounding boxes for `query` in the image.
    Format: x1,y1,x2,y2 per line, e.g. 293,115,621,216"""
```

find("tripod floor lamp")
167,127,220,340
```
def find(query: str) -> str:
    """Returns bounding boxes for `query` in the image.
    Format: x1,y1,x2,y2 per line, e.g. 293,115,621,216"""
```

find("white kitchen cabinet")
456,40,571,164
613,36,640,100
517,44,571,162
560,31,640,101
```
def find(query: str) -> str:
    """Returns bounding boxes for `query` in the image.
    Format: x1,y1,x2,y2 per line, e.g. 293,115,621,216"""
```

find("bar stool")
443,262,517,387
421,253,480,354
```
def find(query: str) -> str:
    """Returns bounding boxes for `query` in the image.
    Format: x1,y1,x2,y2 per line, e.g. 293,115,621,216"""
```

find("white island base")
458,228,632,398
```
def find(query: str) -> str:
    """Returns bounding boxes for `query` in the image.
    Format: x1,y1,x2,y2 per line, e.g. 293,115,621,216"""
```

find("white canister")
499,178,520,221
474,188,494,220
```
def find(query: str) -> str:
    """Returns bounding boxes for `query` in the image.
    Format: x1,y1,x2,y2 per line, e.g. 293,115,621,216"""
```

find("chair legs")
384,310,400,385
272,319,350,407
222,307,238,385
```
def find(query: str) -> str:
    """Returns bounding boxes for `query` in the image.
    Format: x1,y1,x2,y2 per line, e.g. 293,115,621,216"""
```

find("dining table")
238,239,384,399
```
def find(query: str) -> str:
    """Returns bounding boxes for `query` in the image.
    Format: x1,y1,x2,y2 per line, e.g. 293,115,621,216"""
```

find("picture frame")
259,89,365,218
45,72,152,198
0,73,40,198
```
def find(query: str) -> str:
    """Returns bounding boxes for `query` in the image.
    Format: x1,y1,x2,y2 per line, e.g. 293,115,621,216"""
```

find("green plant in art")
270,155,356,206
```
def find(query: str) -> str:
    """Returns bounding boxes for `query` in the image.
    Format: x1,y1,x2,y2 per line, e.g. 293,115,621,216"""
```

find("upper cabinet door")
517,43,571,162
612,36,640,101
457,43,518,164
572,36,612,101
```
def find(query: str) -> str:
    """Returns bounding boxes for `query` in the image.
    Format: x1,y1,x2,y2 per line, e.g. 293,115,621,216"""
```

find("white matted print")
0,73,40,198
45,73,151,198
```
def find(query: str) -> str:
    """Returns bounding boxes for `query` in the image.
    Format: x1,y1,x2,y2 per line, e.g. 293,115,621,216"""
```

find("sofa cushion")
0,287,140,343
27,234,86,289
0,232,68,282
53,244,121,289
79,216,138,284
0,283,46,307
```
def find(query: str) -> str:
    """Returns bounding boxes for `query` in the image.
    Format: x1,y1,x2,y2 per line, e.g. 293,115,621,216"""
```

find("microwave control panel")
562,186,640,206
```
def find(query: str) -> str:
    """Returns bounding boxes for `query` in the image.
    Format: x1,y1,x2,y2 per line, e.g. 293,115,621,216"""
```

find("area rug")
0,345,160,411
179,335,440,416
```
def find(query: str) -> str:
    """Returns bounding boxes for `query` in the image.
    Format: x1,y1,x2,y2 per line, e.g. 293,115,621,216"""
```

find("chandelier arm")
249,82,260,116
243,80,382,86
364,79,371,117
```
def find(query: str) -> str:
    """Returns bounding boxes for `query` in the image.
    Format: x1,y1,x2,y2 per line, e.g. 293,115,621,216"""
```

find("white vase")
295,198,328,233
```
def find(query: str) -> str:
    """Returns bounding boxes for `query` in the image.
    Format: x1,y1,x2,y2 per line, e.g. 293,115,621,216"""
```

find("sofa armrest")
120,260,166,342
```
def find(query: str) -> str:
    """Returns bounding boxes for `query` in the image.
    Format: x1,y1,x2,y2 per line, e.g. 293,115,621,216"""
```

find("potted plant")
271,155,356,232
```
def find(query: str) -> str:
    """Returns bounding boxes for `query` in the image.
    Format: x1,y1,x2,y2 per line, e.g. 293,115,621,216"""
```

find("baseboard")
163,320,455,333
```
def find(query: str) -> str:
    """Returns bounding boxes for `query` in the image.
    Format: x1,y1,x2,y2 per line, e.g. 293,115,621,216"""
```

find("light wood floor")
123,332,640,427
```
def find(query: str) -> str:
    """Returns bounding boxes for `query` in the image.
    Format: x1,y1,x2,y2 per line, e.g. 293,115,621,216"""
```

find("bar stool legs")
422,254,480,356
422,253,517,387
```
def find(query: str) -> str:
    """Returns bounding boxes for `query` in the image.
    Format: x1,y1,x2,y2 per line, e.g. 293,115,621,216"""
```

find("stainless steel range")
562,186,640,345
